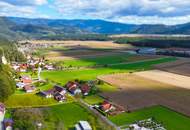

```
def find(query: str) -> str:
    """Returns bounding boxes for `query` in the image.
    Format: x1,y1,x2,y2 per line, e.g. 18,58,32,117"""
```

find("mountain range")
1,16,190,40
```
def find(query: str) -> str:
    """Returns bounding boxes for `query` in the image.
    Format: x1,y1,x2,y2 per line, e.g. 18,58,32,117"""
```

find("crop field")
99,73,190,116
136,70,190,90
109,105,190,130
42,57,176,85
27,40,131,49
60,54,161,67
154,58,190,77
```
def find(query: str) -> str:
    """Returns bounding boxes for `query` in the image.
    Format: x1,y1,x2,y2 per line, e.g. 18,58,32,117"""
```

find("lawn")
4,94,74,108
62,53,133,67
44,103,102,129
83,95,104,105
42,57,176,85
97,83,118,92
109,106,190,130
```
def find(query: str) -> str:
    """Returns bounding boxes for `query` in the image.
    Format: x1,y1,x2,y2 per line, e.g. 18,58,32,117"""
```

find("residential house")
66,81,81,95
100,101,114,112
38,89,54,98
16,82,25,89
44,64,54,70
3,119,13,130
54,93,65,102
23,85,36,93
21,76,32,84
38,85,66,102
54,85,67,95
75,121,92,130
19,64,28,72
80,84,91,96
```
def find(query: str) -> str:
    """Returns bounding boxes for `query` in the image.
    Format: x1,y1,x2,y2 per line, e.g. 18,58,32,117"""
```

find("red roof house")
100,101,113,112
21,76,32,84
66,81,81,95
80,84,91,96
23,85,36,93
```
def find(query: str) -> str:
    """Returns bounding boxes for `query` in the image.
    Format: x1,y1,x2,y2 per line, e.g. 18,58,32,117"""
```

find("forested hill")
0,37,26,62
7,17,190,35
2,16,190,40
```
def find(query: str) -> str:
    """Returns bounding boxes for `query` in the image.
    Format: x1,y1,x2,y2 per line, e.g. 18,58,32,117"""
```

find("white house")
75,121,92,130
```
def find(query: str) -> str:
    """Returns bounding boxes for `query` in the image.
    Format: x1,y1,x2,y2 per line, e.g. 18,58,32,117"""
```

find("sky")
1,0,190,25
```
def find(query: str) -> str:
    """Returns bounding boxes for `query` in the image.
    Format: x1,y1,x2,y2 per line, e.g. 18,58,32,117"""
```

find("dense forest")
40,34,109,41
0,64,15,101
0,37,26,101
114,37,190,48
0,37,26,62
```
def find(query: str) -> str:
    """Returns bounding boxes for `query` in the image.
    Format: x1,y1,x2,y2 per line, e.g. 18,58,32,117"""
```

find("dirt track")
98,73,190,116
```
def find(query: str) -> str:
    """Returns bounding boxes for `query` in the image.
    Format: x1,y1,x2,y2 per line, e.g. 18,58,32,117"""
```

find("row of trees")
114,37,190,48
0,64,15,102
0,38,26,101
0,38,26,62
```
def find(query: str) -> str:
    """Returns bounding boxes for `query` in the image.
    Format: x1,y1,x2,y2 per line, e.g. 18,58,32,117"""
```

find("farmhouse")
54,93,65,102
0,103,13,130
23,85,36,93
19,64,28,72
20,76,32,84
38,85,66,102
66,81,81,95
100,101,114,112
38,90,54,98
75,121,92,130
16,82,25,89
54,85,67,95
3,119,13,130
80,84,91,96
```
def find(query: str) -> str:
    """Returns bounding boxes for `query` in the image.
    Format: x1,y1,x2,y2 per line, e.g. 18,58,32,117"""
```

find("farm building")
3,119,13,130
66,81,81,95
38,85,66,102
100,101,114,112
23,85,36,93
20,76,32,84
80,84,91,96
137,48,157,55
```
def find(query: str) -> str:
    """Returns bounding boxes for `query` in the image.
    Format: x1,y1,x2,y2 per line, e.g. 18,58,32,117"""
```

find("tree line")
114,37,190,48
0,37,26,102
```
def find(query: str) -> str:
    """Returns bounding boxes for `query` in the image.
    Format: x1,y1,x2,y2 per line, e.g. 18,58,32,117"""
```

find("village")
1,40,190,130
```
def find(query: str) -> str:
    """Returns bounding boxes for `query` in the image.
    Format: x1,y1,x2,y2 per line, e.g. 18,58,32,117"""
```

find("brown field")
154,58,190,77
98,73,190,116
136,70,190,90
23,40,131,49
46,49,123,60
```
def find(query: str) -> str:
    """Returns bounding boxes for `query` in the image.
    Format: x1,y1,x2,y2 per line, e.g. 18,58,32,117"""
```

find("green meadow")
42,57,176,85
109,106,190,130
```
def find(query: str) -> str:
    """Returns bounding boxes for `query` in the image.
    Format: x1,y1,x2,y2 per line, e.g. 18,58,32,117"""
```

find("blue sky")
1,0,190,25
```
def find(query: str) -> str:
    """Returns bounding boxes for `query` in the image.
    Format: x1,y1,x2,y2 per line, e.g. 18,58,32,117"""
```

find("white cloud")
112,15,190,25
52,0,190,24
0,1,48,18
0,0,47,6
1,0,190,25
